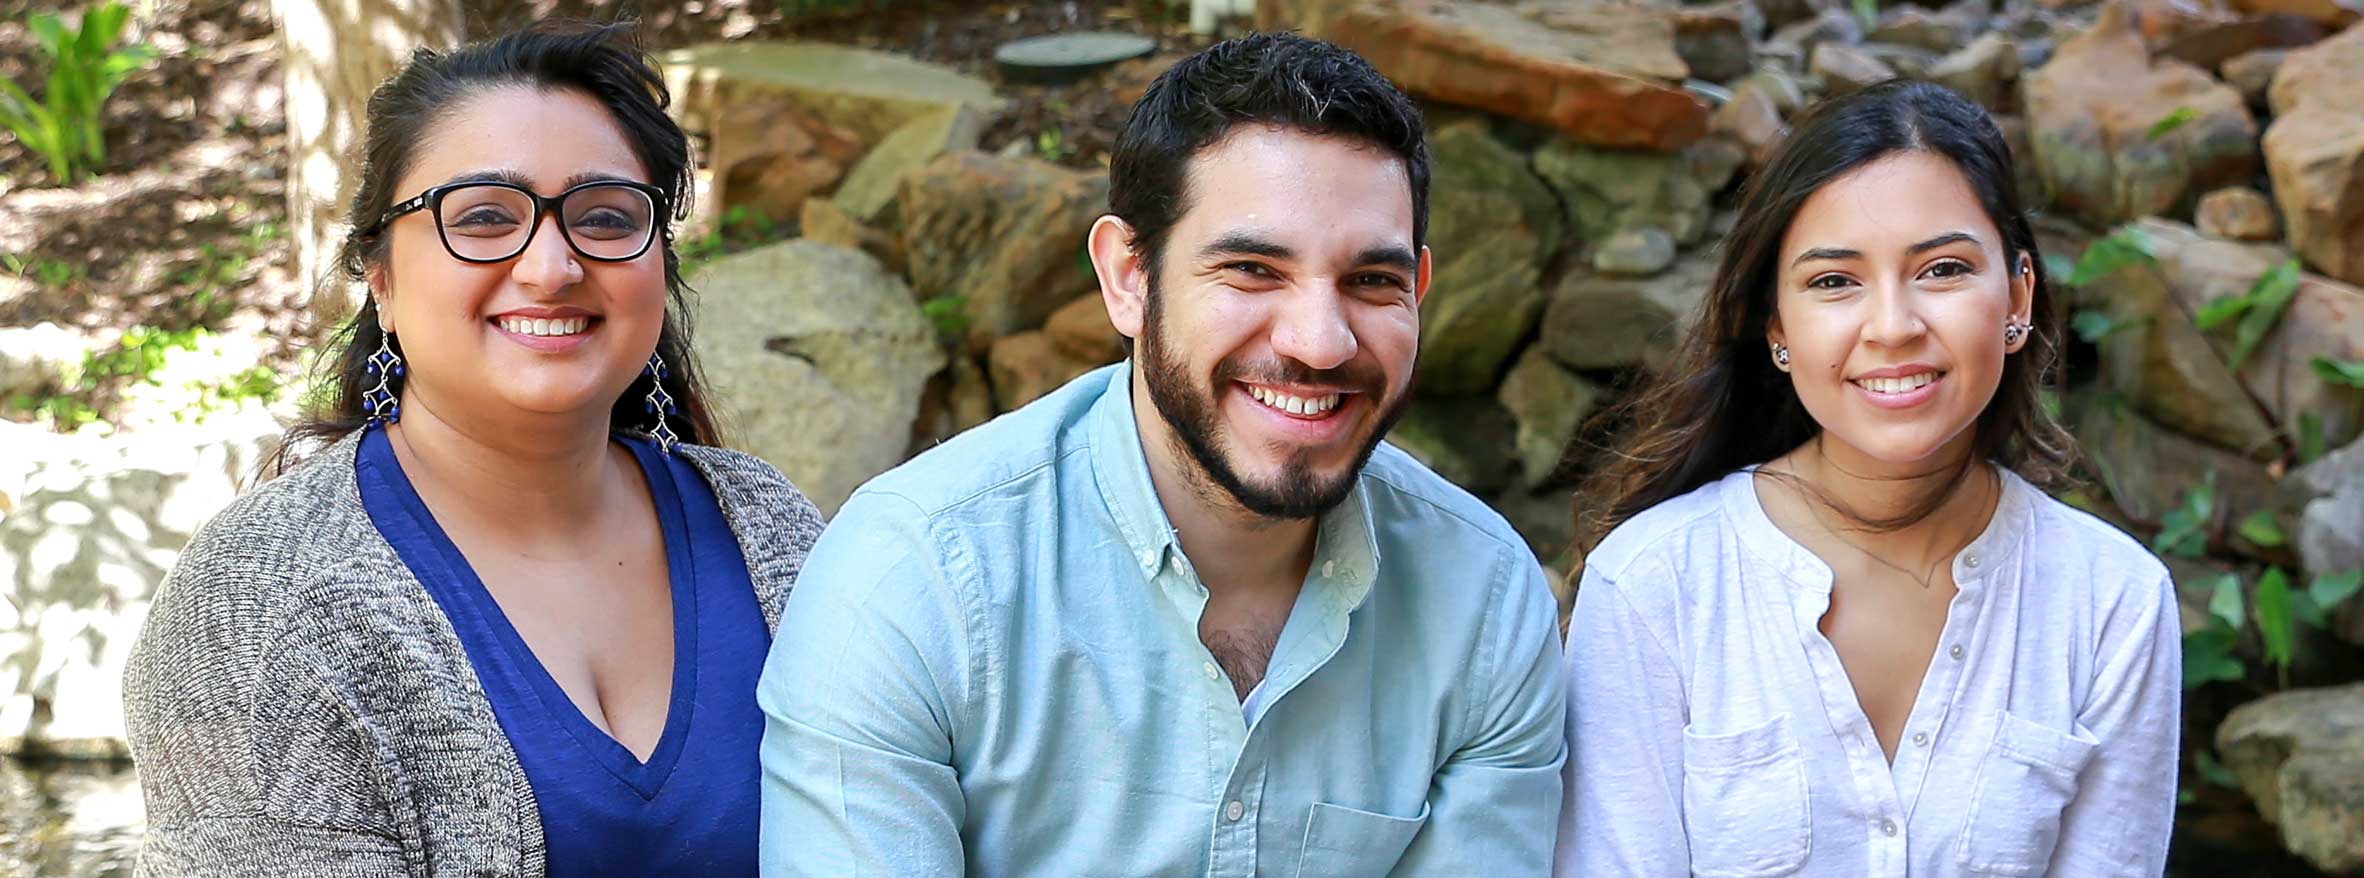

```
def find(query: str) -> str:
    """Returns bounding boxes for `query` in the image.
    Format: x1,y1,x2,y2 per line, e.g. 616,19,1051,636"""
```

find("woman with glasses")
123,22,822,876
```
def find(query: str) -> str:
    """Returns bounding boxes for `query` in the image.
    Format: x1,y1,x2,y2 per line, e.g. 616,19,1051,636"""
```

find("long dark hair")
273,20,721,474
1572,79,2076,559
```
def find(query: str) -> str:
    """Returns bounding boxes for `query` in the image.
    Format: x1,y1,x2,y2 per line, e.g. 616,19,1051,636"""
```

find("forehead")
398,86,649,193
1780,150,2000,258
1169,125,1414,255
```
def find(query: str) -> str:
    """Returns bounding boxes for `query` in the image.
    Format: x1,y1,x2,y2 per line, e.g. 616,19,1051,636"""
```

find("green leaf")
2154,475,2217,559
1852,0,1880,29
2071,309,2122,343
2207,572,2246,631
2237,509,2286,547
2230,260,2304,369
2194,295,2251,331
2299,412,2328,466
29,14,68,59
2195,749,2241,789
2067,227,2157,288
2312,569,2364,611
2256,568,2295,682
2315,356,2364,388
2147,106,2198,140
2182,626,2246,688
2290,589,2327,628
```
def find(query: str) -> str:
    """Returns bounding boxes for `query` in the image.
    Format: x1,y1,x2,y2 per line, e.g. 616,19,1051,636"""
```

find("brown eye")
1925,259,1972,279
1808,273,1853,290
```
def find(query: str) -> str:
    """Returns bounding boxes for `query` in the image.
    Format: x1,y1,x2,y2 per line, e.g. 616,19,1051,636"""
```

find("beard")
1136,277,1413,520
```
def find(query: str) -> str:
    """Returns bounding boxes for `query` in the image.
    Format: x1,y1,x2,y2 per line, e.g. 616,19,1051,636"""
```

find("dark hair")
1572,79,2075,558
1108,31,1429,338
274,20,720,473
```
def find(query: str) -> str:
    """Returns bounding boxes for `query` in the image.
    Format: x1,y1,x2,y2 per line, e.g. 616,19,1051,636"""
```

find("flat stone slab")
994,32,1157,84
662,41,1005,146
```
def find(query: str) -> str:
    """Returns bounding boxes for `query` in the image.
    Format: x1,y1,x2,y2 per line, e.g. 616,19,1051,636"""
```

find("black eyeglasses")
371,180,667,264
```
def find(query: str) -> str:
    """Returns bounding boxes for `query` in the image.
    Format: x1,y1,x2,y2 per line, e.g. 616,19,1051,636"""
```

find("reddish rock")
2264,24,2364,285
2229,0,2361,28
1044,293,1127,365
1265,0,1711,152
2022,1,2258,224
2196,186,2281,240
1710,82,1787,166
988,331,1101,412
1812,42,1898,92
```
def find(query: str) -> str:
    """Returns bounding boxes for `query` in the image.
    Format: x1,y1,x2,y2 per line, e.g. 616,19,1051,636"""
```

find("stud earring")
1771,341,1791,368
2003,320,2026,347
363,331,404,425
643,352,679,454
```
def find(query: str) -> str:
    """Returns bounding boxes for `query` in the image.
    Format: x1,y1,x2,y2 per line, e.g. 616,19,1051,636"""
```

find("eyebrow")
1199,231,1295,262
1789,231,1983,268
1350,245,1419,273
436,169,645,191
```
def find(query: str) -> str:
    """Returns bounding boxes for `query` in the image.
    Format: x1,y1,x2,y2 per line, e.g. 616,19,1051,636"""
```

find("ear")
1089,214,1148,343
1411,245,1433,306
368,264,395,334
1766,314,1789,371
2006,251,2036,353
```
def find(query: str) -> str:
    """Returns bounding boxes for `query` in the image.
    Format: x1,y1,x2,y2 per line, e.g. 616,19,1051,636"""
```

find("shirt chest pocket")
1956,712,2100,875
1681,715,1811,878
1292,801,1430,878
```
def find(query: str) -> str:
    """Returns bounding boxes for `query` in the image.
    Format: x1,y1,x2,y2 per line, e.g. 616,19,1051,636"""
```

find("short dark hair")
1575,79,2074,552
1108,32,1429,283
275,20,721,472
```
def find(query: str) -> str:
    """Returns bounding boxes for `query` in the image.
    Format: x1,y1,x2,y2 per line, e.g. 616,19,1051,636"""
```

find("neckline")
359,426,701,799
1721,462,2027,592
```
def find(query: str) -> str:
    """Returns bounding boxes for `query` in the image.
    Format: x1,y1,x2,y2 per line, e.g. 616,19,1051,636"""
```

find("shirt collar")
1085,361,1383,608
1722,463,2033,592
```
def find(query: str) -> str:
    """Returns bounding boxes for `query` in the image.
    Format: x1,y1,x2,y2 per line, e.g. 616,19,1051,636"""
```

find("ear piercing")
1771,342,1790,368
2003,320,2026,346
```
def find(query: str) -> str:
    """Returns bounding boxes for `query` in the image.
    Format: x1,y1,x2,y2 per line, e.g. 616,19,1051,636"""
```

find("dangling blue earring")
643,352,678,454
363,331,404,425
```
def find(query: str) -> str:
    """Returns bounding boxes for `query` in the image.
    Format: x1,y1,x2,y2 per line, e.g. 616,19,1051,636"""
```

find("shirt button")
1964,552,1981,569
1224,800,1246,822
1949,644,1966,661
1202,662,1220,681
1881,818,1898,836
1912,732,1929,746
1322,559,1336,578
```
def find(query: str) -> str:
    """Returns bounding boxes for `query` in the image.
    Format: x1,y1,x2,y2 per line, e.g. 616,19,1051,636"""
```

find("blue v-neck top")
357,427,767,876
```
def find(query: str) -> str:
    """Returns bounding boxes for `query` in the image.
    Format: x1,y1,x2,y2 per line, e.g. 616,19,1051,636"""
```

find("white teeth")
1857,372,1939,394
1247,385,1343,416
499,316,590,337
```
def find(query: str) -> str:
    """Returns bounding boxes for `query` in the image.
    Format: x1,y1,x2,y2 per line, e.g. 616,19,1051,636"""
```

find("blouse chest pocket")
1956,711,2100,875
1682,715,1811,878
1292,800,1430,878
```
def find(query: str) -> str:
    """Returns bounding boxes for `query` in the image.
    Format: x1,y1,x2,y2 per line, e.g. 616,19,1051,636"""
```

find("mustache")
1210,355,1388,396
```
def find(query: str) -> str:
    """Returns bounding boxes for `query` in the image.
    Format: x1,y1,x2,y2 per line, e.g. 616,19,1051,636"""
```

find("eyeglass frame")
367,179,671,265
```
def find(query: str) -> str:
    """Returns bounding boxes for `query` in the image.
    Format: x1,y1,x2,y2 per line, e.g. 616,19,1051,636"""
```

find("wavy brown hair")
270,20,721,476
1570,80,2076,566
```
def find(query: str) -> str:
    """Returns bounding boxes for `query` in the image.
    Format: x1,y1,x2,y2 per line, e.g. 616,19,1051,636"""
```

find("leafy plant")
2146,106,2198,141
2235,510,2285,548
2064,227,2157,288
2070,308,2145,343
0,2,156,183
2298,412,2329,466
2152,474,2216,559
2314,356,2364,388
921,294,971,338
2192,259,2302,370
2255,567,2295,689
1036,127,1072,164
2182,624,2245,689
1852,0,1880,30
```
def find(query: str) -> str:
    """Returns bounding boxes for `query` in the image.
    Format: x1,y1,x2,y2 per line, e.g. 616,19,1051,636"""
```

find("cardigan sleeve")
126,518,419,877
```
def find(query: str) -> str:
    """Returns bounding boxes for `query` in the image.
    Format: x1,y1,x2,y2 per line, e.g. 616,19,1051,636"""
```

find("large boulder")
1264,0,1711,152
830,105,987,225
2134,218,2364,451
2022,1,2259,224
1419,121,1567,394
2216,683,2364,874
1385,394,1520,494
0,412,280,758
660,42,1004,227
1541,255,1718,371
1497,346,1603,489
987,331,1102,413
2086,252,2285,458
688,240,946,515
1044,293,1127,365
1534,140,1715,246
896,151,1108,350
2263,23,2364,286
1930,33,2025,112
2290,437,2364,645
2071,389,2280,542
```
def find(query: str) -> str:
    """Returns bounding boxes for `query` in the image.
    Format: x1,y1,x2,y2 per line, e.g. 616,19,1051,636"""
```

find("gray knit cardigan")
123,429,825,877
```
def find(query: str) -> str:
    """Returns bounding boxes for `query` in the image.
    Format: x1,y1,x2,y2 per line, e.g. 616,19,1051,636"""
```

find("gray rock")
1929,32,2022,112
688,240,946,515
1592,226,1677,277
2216,683,2364,874
1870,5,1980,52
1767,8,1864,63
831,105,986,225
2085,254,2284,459
1498,346,1604,489
1541,255,1718,371
1384,395,1519,495
2290,437,2364,644
2220,47,2292,108
1419,121,1566,394
2071,389,2280,550
663,40,1005,147
1811,42,1899,92
1533,140,1713,246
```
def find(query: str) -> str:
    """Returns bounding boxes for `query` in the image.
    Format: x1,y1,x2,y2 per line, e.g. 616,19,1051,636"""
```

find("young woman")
1554,80,2180,876
124,23,823,876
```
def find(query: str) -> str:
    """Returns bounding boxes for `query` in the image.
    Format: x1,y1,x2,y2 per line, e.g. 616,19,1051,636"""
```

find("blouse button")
1881,818,1898,836
1912,732,1929,746
1965,551,1981,569
1949,644,1966,661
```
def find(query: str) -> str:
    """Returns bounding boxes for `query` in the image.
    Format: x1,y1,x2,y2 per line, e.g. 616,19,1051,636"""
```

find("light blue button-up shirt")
758,363,1565,877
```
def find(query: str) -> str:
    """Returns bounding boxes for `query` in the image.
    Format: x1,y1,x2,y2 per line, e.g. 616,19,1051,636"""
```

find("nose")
1862,281,1927,348
510,210,582,293
1268,284,1358,371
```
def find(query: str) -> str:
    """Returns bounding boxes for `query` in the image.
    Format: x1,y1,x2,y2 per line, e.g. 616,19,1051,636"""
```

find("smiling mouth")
1243,383,1345,418
1851,371,1944,394
493,316,596,337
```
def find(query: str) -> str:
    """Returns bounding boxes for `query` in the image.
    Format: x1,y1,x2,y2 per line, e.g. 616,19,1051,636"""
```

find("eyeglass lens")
435,183,656,262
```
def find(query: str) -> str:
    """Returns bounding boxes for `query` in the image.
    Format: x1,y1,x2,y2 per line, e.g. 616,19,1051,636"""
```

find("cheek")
1351,305,1420,369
